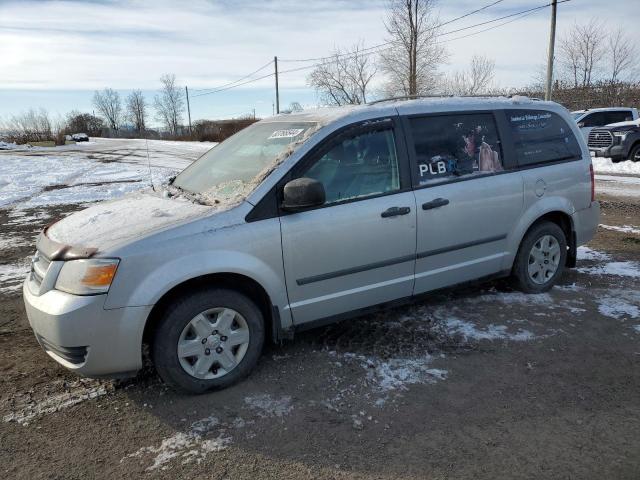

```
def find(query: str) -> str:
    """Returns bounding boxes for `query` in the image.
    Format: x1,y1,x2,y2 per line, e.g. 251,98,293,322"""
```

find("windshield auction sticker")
268,129,304,139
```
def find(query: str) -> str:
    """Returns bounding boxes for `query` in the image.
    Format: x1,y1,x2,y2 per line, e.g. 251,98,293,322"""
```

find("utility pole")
185,86,192,135
252,108,256,120
274,56,280,114
545,0,558,101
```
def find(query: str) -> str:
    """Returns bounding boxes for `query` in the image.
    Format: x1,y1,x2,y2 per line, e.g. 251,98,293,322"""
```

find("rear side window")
508,110,581,166
409,113,504,187
604,111,632,124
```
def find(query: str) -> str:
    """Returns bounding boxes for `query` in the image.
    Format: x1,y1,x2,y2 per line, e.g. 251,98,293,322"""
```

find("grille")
36,334,88,365
588,129,613,148
30,250,51,288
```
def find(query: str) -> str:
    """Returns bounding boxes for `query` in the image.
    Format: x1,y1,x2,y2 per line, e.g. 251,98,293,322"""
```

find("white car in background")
572,107,639,142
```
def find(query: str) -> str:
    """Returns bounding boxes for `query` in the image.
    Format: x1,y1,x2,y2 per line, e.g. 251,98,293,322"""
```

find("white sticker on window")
268,128,304,139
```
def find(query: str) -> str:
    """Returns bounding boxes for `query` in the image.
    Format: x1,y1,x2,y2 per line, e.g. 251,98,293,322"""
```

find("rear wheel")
512,221,567,293
629,143,640,162
152,288,265,393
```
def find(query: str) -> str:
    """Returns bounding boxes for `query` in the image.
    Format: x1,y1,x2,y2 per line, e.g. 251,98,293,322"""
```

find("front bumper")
572,201,600,247
23,281,152,377
589,145,626,161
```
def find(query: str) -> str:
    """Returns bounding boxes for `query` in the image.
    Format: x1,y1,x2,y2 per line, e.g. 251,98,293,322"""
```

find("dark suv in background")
588,120,640,162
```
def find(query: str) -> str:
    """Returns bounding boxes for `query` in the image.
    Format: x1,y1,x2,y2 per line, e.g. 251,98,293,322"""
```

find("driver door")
279,119,417,325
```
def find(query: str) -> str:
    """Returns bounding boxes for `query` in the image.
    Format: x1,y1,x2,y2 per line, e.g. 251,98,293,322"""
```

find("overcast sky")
0,0,638,122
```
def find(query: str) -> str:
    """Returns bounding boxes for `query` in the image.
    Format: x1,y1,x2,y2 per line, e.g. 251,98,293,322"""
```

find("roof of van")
263,95,560,125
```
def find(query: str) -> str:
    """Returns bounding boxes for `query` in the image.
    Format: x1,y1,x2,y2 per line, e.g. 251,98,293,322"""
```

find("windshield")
173,121,317,201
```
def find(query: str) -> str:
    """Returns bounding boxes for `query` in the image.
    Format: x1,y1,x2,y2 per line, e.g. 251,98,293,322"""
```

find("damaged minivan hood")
46,190,215,252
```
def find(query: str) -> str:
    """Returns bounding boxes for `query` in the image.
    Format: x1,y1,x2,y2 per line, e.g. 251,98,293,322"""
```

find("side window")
604,111,631,124
508,109,581,166
581,112,606,127
409,113,504,187
300,128,400,205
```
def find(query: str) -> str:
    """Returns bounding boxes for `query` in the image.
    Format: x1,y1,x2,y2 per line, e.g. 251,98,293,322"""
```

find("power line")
192,1,568,98
190,59,274,94
279,0,506,64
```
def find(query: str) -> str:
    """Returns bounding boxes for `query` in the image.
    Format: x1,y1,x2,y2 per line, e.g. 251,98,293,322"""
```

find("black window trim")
246,115,413,222
278,116,413,216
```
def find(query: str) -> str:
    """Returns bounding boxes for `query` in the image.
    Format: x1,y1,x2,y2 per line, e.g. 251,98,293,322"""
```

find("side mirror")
282,177,325,211
577,122,585,128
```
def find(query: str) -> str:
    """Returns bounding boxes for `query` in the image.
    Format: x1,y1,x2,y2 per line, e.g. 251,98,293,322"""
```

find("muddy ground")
1,177,639,478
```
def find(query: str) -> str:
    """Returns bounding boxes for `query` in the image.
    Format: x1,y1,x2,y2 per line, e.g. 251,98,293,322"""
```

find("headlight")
612,130,633,139
55,258,120,295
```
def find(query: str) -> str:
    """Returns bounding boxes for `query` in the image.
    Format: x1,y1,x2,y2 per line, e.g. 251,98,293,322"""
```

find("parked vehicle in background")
588,119,640,162
23,97,600,393
572,107,639,142
72,133,89,142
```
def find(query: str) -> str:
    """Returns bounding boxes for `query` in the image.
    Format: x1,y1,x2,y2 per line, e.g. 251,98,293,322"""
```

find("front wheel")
628,143,640,162
512,221,567,293
152,288,265,393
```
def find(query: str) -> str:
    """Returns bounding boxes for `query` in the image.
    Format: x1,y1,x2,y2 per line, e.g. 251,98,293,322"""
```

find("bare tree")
558,19,606,87
154,74,184,136
308,42,377,105
93,88,122,131
126,90,147,133
607,28,637,83
441,54,495,95
380,0,446,97
5,108,53,143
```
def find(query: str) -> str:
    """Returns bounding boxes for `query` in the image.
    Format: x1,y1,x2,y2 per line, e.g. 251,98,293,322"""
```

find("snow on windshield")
172,121,318,204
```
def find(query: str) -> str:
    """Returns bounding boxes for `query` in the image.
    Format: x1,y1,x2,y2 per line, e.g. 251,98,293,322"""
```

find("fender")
502,195,575,270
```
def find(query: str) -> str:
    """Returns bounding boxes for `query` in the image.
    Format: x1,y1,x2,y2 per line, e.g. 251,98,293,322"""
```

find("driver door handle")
381,206,411,218
422,198,450,210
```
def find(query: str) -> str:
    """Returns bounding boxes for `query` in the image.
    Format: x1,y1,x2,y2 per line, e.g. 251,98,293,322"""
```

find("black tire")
628,143,640,162
152,288,265,393
512,221,567,293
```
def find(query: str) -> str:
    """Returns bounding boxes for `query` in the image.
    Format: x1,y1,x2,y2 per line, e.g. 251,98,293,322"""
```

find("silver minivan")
23,97,600,393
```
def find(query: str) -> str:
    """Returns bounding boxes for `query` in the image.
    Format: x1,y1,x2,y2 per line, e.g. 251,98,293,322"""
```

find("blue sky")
0,0,638,125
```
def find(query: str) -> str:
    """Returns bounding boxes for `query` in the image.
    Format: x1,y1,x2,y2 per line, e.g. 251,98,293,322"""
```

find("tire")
512,221,567,294
628,143,640,162
152,288,265,393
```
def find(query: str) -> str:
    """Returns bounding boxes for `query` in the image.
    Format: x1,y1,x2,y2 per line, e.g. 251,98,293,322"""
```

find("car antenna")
144,130,155,191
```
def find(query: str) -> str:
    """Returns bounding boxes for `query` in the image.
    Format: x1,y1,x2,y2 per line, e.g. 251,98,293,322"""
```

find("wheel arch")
514,209,576,270
142,272,278,347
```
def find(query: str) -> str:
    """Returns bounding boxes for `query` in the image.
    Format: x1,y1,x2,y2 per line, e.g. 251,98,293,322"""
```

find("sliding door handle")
381,206,411,218
422,198,449,210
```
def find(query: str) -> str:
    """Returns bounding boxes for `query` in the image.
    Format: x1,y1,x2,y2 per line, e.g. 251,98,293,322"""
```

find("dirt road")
1,142,639,479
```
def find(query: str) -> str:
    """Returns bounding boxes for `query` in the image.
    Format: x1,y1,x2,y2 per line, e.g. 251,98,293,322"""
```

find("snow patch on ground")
593,157,640,175
123,416,231,471
363,356,447,393
596,290,640,320
633,325,640,334
3,379,113,425
578,261,640,278
244,394,293,418
0,261,30,294
577,246,611,261
600,224,640,235
445,317,535,341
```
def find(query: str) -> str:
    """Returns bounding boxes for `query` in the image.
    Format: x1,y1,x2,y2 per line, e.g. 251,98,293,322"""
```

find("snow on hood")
46,190,214,251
